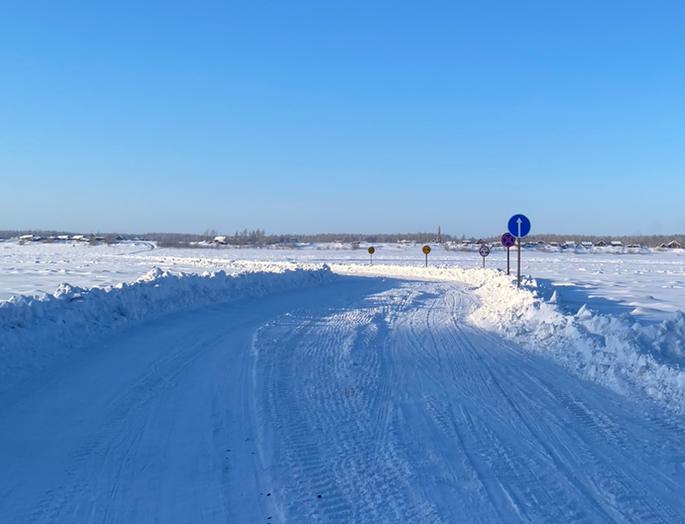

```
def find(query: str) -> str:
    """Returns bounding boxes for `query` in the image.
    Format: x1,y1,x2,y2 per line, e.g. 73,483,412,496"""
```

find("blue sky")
2,1,684,236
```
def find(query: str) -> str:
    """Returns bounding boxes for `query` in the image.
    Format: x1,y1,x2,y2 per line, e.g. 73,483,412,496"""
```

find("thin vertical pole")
425,253,428,267
507,247,510,275
517,237,522,287
370,253,372,265
482,256,485,269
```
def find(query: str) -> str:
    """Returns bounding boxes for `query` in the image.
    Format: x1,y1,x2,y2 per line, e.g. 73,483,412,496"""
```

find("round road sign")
479,245,491,257
368,246,375,255
508,214,531,238
422,245,431,255
501,232,516,248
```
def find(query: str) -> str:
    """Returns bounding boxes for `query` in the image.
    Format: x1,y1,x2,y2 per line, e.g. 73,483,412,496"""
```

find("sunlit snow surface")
2,240,684,321
4,240,685,522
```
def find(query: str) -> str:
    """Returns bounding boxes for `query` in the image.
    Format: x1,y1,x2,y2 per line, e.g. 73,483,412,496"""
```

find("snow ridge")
468,271,685,411
0,264,334,394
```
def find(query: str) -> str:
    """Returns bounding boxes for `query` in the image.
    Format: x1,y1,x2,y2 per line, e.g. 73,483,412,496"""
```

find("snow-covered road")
2,275,685,523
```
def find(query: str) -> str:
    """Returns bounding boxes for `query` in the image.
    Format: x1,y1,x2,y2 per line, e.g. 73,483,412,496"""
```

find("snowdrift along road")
0,264,334,397
1,266,685,522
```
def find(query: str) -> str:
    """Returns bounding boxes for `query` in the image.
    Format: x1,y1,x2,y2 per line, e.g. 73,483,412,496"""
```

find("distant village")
8,233,128,245
1,229,683,252
443,238,682,253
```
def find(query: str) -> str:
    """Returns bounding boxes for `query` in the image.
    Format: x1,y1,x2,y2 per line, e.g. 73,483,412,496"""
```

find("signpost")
368,246,375,265
507,214,531,287
479,244,491,268
501,232,516,275
422,245,431,267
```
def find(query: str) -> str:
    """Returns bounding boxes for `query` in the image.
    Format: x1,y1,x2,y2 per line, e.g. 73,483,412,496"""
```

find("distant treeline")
0,229,453,247
2,229,684,248
152,230,455,247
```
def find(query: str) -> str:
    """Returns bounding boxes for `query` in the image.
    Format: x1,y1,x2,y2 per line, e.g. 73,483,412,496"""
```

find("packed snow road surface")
2,275,685,523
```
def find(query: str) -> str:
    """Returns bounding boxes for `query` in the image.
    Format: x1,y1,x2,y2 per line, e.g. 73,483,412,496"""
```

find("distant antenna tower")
438,226,442,244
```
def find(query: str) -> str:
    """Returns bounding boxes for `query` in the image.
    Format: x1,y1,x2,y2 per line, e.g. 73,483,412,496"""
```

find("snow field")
4,241,685,321
3,254,685,521
2,251,685,413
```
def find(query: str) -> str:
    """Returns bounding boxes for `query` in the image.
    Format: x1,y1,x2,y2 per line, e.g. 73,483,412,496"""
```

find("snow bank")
0,264,334,394
335,263,685,411
466,271,685,410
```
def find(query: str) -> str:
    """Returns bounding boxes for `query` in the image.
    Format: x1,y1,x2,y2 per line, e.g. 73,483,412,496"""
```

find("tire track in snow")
445,284,685,523
7,276,685,523
21,327,231,524
253,289,445,523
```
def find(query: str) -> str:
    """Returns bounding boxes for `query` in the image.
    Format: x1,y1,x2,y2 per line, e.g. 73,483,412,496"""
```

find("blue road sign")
501,232,516,248
508,214,531,238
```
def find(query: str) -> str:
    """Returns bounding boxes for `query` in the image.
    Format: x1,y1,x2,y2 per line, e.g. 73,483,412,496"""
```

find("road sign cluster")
366,214,531,281
506,214,531,287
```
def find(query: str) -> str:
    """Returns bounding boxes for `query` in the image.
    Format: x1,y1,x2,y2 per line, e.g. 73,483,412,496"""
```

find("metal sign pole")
425,253,428,268
517,237,521,287
507,247,510,275
482,255,485,269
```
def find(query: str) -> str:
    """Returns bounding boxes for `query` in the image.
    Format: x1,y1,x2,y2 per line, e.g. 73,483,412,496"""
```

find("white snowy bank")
0,264,334,394
335,263,685,412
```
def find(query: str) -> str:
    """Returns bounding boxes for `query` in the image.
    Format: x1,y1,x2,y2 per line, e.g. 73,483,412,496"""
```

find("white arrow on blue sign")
508,214,531,238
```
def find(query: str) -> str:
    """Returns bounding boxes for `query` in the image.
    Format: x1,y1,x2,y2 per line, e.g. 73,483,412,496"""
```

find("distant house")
19,234,34,242
581,241,593,248
610,241,623,247
562,241,576,249
213,235,228,245
665,240,683,249
71,235,86,242
549,241,559,247
595,240,608,247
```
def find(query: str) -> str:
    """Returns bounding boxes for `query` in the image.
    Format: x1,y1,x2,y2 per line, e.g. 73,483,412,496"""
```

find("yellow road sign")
368,246,375,255
422,245,431,255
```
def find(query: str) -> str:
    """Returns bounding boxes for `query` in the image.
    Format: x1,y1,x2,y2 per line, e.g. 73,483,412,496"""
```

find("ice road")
2,276,685,523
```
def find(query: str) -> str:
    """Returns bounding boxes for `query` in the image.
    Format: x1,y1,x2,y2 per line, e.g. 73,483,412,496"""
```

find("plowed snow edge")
0,265,334,394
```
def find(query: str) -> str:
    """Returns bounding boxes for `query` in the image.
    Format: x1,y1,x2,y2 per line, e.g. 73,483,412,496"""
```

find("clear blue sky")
2,1,684,236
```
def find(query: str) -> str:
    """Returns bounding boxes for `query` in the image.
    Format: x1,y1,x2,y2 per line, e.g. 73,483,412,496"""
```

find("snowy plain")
2,239,685,523
3,240,685,321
